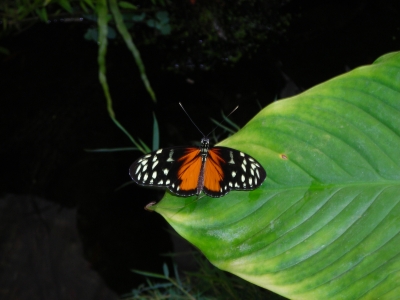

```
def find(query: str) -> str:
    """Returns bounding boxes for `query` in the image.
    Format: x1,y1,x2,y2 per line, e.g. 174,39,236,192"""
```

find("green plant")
1,0,291,151
123,254,281,299
147,52,400,299
1,0,291,70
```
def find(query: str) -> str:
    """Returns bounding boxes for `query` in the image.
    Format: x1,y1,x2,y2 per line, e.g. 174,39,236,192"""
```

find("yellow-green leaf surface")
152,52,400,299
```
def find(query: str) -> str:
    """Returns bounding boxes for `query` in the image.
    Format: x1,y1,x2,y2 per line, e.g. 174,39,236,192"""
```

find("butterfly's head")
200,137,210,150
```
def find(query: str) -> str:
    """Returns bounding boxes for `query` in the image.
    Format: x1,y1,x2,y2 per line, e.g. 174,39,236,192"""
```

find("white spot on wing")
241,174,245,182
152,161,159,169
241,164,246,172
141,160,148,165
152,171,157,179
240,152,245,157
167,150,174,162
229,182,233,187
232,171,236,178
228,151,235,164
143,173,148,181
138,173,141,180
249,178,252,186
256,169,260,178
243,159,247,165
156,149,163,154
163,168,169,175
143,164,148,172
166,179,170,185
158,179,163,185
250,169,254,176
235,182,240,188
149,179,153,184
152,155,157,162
135,165,141,174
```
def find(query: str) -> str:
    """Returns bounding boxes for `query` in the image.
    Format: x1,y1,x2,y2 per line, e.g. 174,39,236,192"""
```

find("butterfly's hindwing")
202,146,267,197
173,147,202,196
129,147,201,196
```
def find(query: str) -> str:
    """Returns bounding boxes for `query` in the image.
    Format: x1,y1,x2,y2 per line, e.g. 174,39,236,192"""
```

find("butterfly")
129,104,267,198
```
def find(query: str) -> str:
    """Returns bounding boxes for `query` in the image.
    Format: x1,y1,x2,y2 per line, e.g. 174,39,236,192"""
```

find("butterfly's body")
130,137,266,198
196,138,209,195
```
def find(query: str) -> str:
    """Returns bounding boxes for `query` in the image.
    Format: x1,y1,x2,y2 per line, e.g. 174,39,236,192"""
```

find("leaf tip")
144,201,157,211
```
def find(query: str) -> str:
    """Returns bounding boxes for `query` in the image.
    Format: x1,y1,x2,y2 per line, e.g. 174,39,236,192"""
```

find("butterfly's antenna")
179,102,206,137
205,105,239,137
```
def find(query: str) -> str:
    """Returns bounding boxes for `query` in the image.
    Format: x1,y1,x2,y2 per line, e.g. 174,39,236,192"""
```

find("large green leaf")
151,52,400,299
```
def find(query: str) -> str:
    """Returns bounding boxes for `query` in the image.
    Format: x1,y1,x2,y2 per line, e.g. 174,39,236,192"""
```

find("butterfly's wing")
203,146,267,197
129,146,202,197
130,146,267,198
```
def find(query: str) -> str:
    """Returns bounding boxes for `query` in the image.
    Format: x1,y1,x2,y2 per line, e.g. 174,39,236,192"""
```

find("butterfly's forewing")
129,147,202,196
202,147,267,197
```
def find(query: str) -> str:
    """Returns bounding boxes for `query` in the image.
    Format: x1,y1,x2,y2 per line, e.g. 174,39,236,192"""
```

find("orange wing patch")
204,149,225,192
177,148,202,191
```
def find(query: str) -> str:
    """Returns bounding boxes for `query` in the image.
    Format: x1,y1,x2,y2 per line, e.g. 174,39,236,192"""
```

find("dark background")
1,0,400,299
